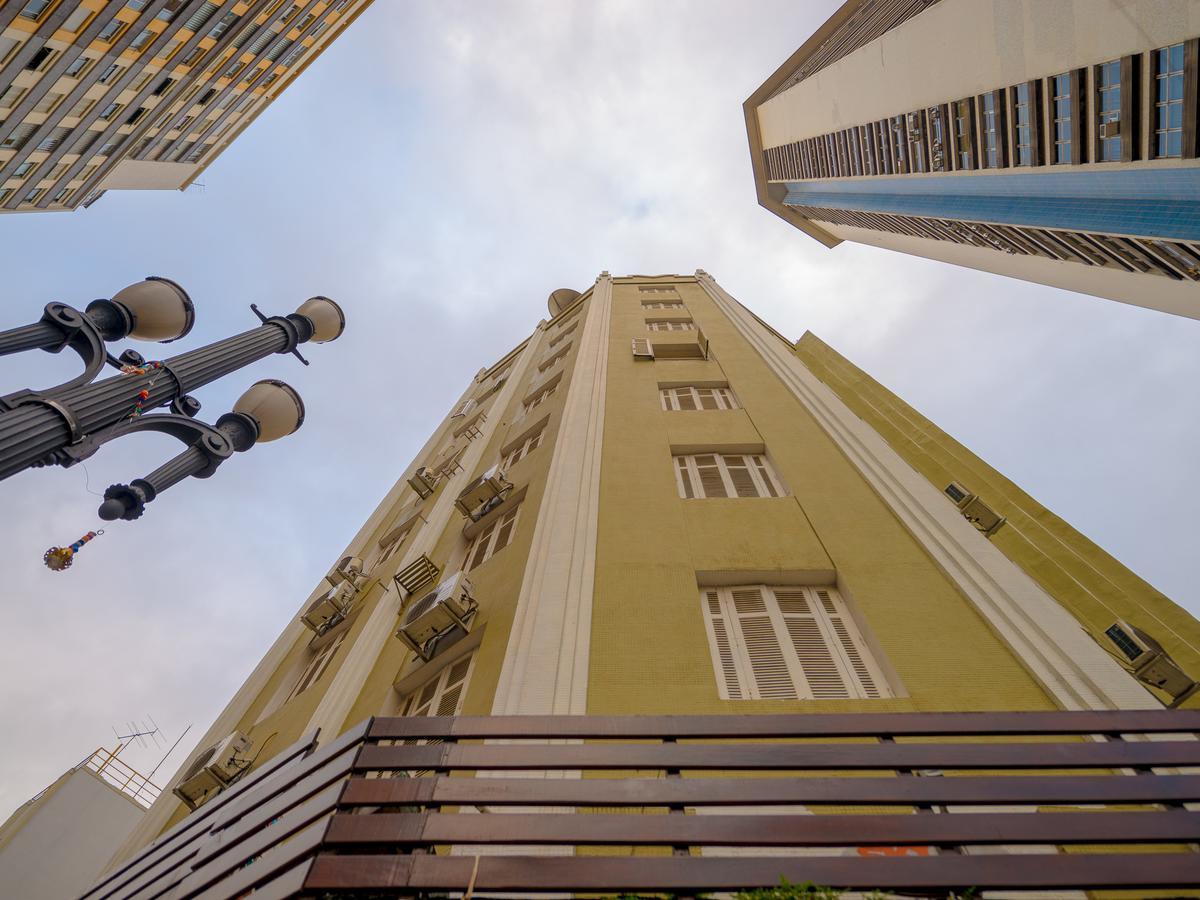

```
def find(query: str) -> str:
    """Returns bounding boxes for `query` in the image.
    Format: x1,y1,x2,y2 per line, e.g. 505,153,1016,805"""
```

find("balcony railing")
82,747,162,809
81,710,1200,898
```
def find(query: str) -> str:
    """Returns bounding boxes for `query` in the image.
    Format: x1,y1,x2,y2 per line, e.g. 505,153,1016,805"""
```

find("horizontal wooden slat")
323,810,1200,847
83,730,322,900
354,739,1200,772
190,818,327,900
338,773,1200,807
367,710,1200,740
304,852,1200,891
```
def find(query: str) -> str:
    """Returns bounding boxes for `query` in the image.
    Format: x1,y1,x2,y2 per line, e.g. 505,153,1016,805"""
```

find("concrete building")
744,0,1200,319
105,272,1200,881
0,747,155,900
0,0,371,214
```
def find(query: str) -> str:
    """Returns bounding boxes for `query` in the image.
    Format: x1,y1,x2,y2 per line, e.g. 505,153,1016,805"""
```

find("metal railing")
82,747,162,808
81,710,1200,898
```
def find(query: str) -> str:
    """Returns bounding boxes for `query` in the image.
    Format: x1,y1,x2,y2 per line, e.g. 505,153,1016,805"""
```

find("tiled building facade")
106,273,1198,872
0,0,371,213
745,0,1200,319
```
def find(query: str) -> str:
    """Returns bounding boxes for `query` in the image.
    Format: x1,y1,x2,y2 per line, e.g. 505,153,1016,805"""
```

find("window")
905,111,926,172
185,1,220,32
399,654,473,717
285,632,346,703
0,35,21,65
674,453,783,499
0,85,26,109
126,106,148,125
951,98,974,169
182,46,205,66
36,126,70,151
1154,43,1185,158
548,322,577,347
1051,72,1074,164
14,161,34,177
660,385,738,411
927,106,947,171
377,515,418,569
638,286,678,294
33,91,64,114
98,63,122,84
641,300,684,310
522,383,556,415
153,77,174,96
979,90,1004,167
23,188,43,204
19,0,52,20
98,18,125,42
465,505,519,571
1012,82,1036,166
1096,59,1121,161
208,11,237,39
130,28,154,51
25,46,54,70
888,114,907,172
63,7,93,31
198,87,217,105
646,319,695,332
538,345,569,372
503,426,544,469
2,123,36,149
701,585,889,700
99,102,121,120
51,186,70,203
65,55,92,78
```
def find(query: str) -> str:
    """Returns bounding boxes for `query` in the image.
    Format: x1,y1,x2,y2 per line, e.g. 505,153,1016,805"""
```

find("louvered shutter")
813,588,882,698
467,519,496,570
694,455,727,498
751,455,780,497
774,588,848,699
185,2,219,31
434,657,473,716
492,507,518,552
702,590,743,699
730,588,796,699
723,455,760,498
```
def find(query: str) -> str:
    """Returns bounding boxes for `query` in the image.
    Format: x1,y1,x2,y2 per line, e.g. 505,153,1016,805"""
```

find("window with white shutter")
646,319,695,332
401,654,474,717
522,384,556,416
503,426,544,469
285,632,346,703
660,386,739,411
701,586,889,700
465,505,520,571
674,453,783,498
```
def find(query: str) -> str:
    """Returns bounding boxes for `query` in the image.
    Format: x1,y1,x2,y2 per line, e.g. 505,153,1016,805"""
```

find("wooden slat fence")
78,710,1200,897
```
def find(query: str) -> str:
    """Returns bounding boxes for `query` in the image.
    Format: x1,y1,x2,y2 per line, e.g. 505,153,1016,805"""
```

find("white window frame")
522,384,556,416
637,286,678,294
701,585,890,700
646,319,695,332
503,427,544,469
400,653,475,717
286,631,346,703
641,300,685,310
674,453,783,499
464,505,520,571
660,385,738,411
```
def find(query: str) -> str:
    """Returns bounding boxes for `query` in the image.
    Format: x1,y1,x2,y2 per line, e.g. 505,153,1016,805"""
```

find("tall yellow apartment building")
98,272,1200,894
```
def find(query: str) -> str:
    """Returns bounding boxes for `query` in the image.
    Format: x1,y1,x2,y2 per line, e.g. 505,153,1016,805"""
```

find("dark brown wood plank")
354,739,1200,773
338,773,1200,808
189,819,327,900
1185,38,1199,158
366,710,1200,740
304,852,1200,891
323,810,1200,847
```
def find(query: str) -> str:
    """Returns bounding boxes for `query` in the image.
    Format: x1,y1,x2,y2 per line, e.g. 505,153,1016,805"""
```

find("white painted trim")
491,273,612,715
694,271,1154,711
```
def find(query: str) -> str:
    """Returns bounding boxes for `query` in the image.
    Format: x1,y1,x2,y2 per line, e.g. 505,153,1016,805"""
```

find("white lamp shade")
110,277,194,342
295,296,345,343
233,379,305,442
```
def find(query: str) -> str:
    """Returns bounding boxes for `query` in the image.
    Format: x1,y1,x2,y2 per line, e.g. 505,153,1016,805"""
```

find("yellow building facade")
110,272,1199,872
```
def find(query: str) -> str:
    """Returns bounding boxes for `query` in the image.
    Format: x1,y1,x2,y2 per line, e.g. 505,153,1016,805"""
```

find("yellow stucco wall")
795,330,1200,708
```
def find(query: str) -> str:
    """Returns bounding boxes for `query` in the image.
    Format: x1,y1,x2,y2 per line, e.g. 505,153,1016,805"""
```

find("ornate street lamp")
0,277,345,566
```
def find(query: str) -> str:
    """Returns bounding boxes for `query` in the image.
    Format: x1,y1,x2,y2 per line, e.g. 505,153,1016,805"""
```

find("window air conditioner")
327,555,364,587
943,482,1005,537
395,571,476,660
300,581,356,635
408,466,437,499
172,731,252,810
631,337,654,360
1105,620,1198,705
1099,120,1120,139
454,465,512,518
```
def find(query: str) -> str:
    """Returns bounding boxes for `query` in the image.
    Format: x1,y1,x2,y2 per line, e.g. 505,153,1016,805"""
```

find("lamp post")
0,277,344,527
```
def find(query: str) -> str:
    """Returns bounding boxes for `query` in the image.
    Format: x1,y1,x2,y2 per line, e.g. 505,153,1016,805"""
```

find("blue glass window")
1052,73,1073,164
1097,60,1121,161
981,91,1003,167
1155,43,1185,158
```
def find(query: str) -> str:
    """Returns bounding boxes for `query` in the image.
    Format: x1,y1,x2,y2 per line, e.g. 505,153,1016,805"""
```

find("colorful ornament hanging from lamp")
43,529,103,571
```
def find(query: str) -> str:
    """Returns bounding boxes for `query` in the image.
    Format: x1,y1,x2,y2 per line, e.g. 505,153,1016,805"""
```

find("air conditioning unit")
172,732,252,810
632,337,654,360
326,555,364,587
395,572,475,659
1105,620,1198,704
1099,120,1120,139
408,466,437,499
454,465,512,518
944,482,1005,537
300,581,355,635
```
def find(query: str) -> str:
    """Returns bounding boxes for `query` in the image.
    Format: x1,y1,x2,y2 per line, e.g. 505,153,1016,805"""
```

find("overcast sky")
1,0,1197,822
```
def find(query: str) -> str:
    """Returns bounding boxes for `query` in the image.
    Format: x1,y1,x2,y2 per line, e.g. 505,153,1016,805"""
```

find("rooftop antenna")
113,716,164,752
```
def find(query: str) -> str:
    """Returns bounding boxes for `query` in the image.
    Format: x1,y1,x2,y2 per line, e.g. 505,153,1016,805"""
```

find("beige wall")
757,0,1200,148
